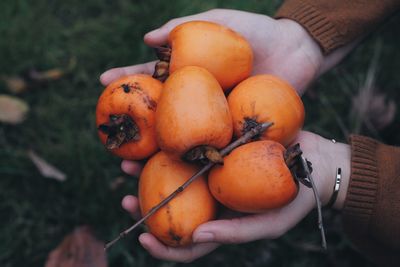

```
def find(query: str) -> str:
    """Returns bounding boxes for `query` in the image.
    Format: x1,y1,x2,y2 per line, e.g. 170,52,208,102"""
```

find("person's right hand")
100,9,355,95
120,131,351,263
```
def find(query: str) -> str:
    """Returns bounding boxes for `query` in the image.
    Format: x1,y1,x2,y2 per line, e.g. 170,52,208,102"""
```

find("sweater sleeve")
345,135,400,266
275,0,400,54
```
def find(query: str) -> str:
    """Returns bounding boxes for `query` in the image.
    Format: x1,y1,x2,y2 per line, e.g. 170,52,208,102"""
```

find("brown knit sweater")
276,0,400,54
276,1,400,265
347,136,400,266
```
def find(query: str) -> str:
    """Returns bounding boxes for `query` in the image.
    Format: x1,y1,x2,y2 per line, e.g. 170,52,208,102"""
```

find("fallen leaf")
350,41,395,132
45,226,107,267
109,176,126,191
28,150,67,181
2,76,28,94
352,89,396,130
0,94,29,124
29,68,65,82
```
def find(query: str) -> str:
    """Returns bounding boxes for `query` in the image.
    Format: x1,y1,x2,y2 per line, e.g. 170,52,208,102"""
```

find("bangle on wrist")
326,167,342,208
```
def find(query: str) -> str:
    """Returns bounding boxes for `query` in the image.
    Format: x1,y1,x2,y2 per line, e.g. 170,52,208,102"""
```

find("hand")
100,8,355,95
105,8,354,262
120,131,351,263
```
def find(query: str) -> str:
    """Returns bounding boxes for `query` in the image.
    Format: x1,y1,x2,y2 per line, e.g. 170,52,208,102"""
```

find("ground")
1,1,399,266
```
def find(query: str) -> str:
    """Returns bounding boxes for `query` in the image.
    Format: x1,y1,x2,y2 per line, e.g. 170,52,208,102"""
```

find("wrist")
323,140,351,210
274,19,324,94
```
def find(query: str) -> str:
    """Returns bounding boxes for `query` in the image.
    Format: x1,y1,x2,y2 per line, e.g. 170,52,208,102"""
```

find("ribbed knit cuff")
275,1,339,54
344,135,379,232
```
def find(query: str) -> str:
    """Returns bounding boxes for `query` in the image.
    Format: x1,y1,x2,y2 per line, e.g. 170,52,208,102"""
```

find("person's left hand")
120,131,351,263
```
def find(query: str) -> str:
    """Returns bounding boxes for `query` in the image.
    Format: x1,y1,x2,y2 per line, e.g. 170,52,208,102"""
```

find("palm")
201,10,322,93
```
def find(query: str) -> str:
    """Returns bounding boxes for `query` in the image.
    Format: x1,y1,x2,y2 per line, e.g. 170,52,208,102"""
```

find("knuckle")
222,219,243,244
270,225,288,239
208,8,221,13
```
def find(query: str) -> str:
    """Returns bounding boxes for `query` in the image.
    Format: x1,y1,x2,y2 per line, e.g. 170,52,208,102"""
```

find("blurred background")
1,0,399,266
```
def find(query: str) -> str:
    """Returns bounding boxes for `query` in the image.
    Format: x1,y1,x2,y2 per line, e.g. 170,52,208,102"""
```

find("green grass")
1,0,399,266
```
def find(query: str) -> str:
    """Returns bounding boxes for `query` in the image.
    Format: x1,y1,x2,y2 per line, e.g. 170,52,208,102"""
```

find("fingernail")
139,235,149,249
193,232,214,243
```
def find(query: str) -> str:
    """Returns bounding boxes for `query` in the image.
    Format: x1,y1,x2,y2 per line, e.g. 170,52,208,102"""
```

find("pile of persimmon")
96,20,305,248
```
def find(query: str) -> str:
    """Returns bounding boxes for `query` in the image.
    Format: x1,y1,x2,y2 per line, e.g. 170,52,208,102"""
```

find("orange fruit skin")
227,75,305,147
208,140,298,213
139,151,217,247
155,66,233,159
168,21,253,91
96,74,162,160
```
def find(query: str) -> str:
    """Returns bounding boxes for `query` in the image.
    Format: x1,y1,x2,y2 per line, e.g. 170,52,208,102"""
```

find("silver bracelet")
326,167,342,208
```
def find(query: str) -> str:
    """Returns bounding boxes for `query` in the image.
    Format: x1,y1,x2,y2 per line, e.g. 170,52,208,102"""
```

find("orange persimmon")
139,151,217,247
208,140,298,213
96,74,162,160
154,21,253,91
228,74,304,147
155,66,233,161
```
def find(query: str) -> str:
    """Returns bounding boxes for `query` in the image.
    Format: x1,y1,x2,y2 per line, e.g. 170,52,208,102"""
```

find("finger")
100,61,157,86
144,10,225,47
139,233,219,263
121,160,143,176
121,195,141,220
193,185,315,244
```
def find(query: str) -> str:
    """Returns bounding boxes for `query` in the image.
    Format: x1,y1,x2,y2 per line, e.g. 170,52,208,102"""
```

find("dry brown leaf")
0,94,29,124
29,68,65,82
350,42,395,132
109,176,126,191
352,89,396,130
28,150,67,182
45,226,107,267
2,76,28,94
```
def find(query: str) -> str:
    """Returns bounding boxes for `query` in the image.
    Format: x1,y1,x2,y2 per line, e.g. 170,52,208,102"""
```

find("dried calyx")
153,46,171,82
183,120,271,165
183,145,224,165
242,117,262,137
98,114,140,149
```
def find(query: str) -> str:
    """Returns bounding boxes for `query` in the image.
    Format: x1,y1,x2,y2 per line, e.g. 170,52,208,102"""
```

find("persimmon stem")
99,114,140,150
104,122,273,251
153,46,171,82
300,155,327,250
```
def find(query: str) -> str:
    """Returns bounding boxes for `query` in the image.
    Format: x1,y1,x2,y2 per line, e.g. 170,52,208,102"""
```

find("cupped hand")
120,131,351,262
100,9,326,94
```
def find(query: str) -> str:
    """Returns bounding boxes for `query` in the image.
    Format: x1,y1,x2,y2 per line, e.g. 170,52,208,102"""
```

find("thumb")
143,9,223,47
192,215,280,244
192,187,316,245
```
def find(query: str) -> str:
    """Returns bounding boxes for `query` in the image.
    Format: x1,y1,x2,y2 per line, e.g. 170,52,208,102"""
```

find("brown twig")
104,122,274,250
300,155,327,250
